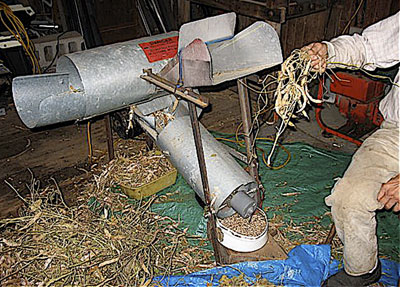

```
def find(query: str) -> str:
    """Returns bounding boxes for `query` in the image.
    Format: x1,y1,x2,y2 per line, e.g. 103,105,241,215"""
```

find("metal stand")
105,114,115,161
188,101,222,264
237,78,263,203
140,72,272,265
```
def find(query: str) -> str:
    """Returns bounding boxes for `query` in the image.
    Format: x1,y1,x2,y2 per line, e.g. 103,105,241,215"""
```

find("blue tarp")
153,245,400,286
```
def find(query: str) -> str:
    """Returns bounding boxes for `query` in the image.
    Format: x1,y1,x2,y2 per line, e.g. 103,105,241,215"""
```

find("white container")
215,208,268,252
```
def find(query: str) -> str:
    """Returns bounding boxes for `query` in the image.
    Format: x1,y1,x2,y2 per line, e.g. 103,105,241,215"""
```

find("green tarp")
151,135,399,261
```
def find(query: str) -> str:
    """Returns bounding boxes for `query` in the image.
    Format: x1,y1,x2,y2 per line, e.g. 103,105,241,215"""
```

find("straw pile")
111,148,174,189
218,273,277,286
267,211,343,259
0,147,213,286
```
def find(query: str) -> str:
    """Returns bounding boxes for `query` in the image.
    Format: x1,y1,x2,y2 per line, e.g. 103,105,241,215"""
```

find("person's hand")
302,42,328,73
377,174,400,212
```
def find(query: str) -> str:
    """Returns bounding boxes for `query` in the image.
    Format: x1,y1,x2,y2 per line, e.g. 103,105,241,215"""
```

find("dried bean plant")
267,49,322,164
0,154,212,286
112,148,174,189
218,273,278,286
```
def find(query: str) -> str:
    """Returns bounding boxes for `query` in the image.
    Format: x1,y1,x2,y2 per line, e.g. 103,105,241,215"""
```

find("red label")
139,36,178,63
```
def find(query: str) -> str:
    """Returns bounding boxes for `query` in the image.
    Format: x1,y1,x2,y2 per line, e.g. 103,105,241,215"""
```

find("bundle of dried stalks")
111,148,174,189
267,49,322,164
0,162,212,286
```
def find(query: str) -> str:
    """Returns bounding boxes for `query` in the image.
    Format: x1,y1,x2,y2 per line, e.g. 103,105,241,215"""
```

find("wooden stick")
324,223,336,244
141,69,209,108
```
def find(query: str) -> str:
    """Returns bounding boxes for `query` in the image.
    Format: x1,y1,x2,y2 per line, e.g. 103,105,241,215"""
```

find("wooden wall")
281,0,398,56
25,0,398,52
177,0,398,57
94,0,145,44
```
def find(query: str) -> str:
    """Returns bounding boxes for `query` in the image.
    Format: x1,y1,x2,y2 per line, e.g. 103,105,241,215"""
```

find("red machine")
316,72,386,146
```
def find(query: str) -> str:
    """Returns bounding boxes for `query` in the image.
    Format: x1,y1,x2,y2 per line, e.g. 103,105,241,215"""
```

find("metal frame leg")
237,78,263,203
105,114,115,161
188,101,221,264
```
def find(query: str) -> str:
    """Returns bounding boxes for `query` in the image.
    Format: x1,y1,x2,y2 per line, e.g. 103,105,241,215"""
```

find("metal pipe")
137,0,152,36
149,0,167,33
188,103,211,210
12,32,178,128
156,115,257,218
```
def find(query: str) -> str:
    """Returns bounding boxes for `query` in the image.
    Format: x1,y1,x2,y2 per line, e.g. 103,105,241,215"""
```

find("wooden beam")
178,0,191,26
190,0,276,21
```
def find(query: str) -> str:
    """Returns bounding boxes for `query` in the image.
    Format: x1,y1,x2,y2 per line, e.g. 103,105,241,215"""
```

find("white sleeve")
324,12,399,71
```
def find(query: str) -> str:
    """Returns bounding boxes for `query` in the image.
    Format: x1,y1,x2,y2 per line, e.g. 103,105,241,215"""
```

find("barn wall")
281,0,397,56
175,0,398,57
93,0,144,44
25,0,398,52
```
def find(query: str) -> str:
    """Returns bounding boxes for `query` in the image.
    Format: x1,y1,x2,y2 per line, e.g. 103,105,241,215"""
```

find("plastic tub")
215,208,268,252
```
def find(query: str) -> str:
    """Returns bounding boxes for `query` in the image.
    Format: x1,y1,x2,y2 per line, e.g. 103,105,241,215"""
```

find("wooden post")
178,0,191,26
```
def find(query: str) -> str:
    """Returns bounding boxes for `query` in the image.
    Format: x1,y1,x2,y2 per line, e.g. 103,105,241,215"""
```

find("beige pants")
325,121,399,276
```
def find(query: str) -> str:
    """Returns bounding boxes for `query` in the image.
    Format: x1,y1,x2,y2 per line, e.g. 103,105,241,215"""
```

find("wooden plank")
363,0,376,28
284,17,297,56
326,4,343,39
178,0,191,25
190,0,276,21
340,0,357,33
280,20,288,53
294,16,305,48
93,0,142,43
315,10,328,42
374,0,392,23
0,105,108,218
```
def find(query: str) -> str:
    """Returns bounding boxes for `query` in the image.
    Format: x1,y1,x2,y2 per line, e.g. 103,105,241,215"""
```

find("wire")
258,138,291,170
341,0,365,34
215,132,292,170
43,31,68,73
0,2,41,74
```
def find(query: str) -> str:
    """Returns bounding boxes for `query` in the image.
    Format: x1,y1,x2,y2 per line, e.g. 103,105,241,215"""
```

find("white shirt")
324,12,399,126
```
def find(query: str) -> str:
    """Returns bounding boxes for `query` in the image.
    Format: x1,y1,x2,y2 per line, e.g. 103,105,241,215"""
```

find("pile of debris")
0,144,213,286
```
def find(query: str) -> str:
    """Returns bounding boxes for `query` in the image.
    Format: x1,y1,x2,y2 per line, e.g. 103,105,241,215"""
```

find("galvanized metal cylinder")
156,115,257,218
12,32,178,128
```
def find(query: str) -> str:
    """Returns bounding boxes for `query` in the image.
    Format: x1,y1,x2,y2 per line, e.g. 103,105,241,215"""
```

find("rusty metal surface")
237,78,262,204
188,101,222,264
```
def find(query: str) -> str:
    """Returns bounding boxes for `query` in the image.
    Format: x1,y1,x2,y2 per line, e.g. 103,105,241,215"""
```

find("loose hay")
218,273,278,286
111,148,174,189
0,162,212,286
267,211,343,260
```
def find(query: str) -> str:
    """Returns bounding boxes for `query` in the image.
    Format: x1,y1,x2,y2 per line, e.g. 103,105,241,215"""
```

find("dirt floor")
0,104,108,218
